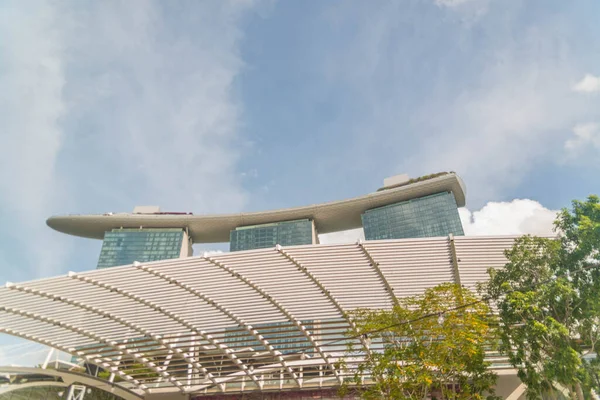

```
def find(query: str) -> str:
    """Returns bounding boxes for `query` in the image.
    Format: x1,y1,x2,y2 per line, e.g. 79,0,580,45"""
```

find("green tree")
344,283,499,400
485,195,600,400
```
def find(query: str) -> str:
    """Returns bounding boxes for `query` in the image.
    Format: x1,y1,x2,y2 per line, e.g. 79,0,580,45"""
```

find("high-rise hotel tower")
46,172,465,268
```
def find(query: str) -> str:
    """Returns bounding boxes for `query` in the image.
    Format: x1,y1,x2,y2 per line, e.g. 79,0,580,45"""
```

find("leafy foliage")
344,283,499,400
485,195,600,400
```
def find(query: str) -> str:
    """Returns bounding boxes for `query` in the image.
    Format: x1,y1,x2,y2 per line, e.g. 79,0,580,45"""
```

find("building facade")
97,228,191,269
46,172,466,268
362,191,464,240
229,219,317,252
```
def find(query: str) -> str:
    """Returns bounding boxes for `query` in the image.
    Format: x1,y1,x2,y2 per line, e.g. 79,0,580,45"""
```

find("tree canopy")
486,195,600,399
345,283,499,400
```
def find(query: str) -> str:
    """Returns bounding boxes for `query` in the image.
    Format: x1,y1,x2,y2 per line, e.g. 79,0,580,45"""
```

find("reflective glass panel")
362,191,464,240
230,219,313,252
97,228,184,269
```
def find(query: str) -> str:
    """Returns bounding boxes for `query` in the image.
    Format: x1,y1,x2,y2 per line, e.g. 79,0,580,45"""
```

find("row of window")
362,192,464,240
99,253,179,259
230,220,313,252
97,254,181,268
105,244,180,248
104,239,181,244
96,193,463,267
97,229,186,268
106,232,183,238
99,251,180,258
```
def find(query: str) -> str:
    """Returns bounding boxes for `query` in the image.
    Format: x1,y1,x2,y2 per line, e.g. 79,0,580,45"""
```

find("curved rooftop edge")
47,173,466,243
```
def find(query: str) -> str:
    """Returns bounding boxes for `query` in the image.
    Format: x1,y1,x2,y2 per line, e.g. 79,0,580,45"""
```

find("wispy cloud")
319,2,598,206
0,1,260,278
401,27,593,204
572,74,600,93
60,1,253,213
434,0,477,7
0,1,69,277
564,122,600,160
406,67,584,204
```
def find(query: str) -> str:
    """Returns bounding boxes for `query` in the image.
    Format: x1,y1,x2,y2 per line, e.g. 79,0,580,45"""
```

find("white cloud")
61,1,253,213
409,68,588,205
459,199,557,236
404,43,590,204
564,123,600,158
321,3,596,206
0,3,65,210
0,1,259,278
572,74,600,93
0,1,69,277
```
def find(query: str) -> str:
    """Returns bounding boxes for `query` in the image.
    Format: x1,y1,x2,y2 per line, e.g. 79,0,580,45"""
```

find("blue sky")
1,0,600,361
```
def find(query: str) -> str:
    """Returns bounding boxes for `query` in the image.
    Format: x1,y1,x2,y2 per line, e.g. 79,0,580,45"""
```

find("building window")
362,192,464,240
230,219,314,252
97,228,184,269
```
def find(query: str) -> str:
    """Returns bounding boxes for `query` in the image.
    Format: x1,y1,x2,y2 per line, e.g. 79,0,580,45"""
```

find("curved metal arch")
357,240,401,308
275,246,373,357
135,263,303,388
68,272,260,391
5,282,208,386
203,255,343,384
0,306,183,392
0,366,144,400
0,327,146,392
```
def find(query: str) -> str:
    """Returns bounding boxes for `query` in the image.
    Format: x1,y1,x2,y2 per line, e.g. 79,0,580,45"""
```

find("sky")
1,0,600,364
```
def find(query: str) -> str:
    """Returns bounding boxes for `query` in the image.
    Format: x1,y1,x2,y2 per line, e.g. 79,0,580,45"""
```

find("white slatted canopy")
0,236,520,397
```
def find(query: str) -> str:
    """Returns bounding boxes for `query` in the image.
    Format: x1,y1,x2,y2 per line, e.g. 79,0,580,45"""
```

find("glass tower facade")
362,191,464,240
97,228,186,269
230,219,315,252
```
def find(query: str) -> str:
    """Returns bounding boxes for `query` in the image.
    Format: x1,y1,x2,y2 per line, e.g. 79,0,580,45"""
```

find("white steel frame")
0,236,522,397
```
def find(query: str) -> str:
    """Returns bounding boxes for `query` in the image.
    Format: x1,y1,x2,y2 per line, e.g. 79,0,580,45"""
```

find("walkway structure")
0,235,523,399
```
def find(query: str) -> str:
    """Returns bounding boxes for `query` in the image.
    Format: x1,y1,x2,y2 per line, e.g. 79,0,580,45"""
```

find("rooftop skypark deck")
46,172,466,243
